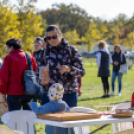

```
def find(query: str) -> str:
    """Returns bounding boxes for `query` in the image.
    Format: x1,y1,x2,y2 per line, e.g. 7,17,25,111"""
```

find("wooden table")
34,115,134,134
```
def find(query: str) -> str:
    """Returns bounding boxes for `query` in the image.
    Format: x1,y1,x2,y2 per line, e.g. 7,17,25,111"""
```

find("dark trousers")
7,95,32,111
63,92,77,107
101,77,109,94
41,93,49,105
41,92,77,107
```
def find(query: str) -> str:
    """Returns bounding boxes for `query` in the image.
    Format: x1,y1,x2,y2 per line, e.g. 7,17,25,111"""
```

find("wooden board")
37,111,102,121
111,114,133,118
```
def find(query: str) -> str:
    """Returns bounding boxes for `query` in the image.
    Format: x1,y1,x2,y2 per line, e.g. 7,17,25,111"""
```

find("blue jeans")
41,92,77,107
41,93,50,105
63,92,77,107
112,71,123,93
7,95,32,111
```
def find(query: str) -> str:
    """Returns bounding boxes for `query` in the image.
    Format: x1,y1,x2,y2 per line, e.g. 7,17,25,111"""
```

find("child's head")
34,37,43,52
98,40,108,51
48,83,64,101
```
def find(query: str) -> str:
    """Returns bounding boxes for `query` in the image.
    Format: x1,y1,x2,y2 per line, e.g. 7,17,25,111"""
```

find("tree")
64,29,80,45
98,24,108,40
14,0,44,52
122,32,134,50
82,21,100,51
0,0,20,56
40,3,92,37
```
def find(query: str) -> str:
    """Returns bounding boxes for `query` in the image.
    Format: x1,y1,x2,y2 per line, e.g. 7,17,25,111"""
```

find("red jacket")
0,50,37,95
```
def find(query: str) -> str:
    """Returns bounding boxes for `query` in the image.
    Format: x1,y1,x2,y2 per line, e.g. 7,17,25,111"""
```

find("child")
96,40,112,98
29,83,75,134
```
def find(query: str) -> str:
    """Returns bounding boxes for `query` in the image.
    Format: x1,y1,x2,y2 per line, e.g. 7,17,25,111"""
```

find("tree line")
0,0,134,56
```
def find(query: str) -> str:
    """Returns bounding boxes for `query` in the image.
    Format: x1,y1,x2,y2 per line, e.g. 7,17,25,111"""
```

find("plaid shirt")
37,38,85,94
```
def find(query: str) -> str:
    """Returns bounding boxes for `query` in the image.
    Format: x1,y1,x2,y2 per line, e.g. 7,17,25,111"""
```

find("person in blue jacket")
29,83,75,134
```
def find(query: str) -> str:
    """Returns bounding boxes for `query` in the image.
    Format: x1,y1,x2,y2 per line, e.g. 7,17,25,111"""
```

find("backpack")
24,52,41,98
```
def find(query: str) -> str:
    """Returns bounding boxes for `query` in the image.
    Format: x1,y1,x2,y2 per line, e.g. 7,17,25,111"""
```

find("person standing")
0,38,37,111
97,40,112,98
109,45,126,96
77,78,82,96
37,25,85,107
33,37,44,60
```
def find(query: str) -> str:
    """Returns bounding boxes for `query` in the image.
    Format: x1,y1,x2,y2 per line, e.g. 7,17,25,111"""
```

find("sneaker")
101,95,107,98
109,91,115,96
106,95,110,97
117,93,121,96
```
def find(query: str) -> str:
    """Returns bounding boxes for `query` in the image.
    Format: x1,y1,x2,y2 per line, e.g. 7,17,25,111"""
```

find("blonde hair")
98,40,108,49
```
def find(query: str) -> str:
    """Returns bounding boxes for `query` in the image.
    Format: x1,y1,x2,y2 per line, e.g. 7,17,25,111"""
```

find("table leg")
54,127,57,134
68,128,72,134
112,123,118,133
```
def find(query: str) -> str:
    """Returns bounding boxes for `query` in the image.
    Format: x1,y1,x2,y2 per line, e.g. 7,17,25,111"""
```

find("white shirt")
96,48,112,68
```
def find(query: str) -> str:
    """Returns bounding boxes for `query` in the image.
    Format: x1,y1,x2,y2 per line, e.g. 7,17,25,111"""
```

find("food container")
115,109,133,114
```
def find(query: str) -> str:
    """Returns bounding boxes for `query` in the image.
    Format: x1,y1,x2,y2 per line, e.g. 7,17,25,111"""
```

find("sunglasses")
46,35,58,40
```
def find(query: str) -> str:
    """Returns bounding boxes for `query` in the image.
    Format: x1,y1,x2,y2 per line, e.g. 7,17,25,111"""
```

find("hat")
34,37,44,44
48,83,64,101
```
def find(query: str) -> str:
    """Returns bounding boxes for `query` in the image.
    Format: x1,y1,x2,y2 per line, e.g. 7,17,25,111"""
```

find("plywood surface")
37,111,102,121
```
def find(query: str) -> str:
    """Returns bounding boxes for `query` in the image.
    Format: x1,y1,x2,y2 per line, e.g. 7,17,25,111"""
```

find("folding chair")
1,110,36,134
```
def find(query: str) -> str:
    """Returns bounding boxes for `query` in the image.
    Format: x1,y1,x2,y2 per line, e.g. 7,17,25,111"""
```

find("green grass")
35,62,134,134
77,62,134,134
1,62,134,134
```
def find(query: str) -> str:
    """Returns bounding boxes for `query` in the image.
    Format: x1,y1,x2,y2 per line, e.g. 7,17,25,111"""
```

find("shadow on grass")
79,95,115,101
109,100,130,105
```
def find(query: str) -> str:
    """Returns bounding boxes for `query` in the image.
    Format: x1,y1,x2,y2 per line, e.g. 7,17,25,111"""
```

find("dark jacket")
98,51,110,77
112,52,126,71
37,38,85,94
0,50,37,95
33,50,45,67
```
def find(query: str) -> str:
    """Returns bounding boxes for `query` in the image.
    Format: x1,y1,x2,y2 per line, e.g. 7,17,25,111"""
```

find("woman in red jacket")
0,38,37,111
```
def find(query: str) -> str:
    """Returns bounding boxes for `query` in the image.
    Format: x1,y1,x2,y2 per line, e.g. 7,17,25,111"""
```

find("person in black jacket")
97,40,112,98
109,45,126,96
37,25,85,107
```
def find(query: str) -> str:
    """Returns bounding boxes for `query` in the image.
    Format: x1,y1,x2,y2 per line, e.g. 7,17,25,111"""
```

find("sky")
10,0,134,20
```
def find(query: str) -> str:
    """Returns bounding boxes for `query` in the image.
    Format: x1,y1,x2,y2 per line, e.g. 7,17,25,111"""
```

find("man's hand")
57,65,71,75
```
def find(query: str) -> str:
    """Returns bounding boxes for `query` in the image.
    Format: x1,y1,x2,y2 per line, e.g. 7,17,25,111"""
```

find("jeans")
41,92,77,107
7,95,32,111
112,71,123,93
62,92,77,107
41,93,50,105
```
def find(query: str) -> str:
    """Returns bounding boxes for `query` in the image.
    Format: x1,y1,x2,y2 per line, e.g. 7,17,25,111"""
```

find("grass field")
1,61,134,134
35,62,134,134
